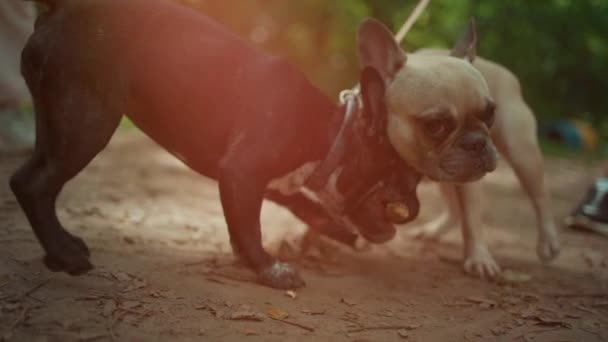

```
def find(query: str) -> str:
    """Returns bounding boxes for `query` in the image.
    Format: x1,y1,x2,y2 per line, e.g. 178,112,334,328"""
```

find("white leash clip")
339,88,359,105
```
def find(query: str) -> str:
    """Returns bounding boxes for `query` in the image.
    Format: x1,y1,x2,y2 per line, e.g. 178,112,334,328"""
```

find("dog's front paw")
463,244,500,279
536,231,560,263
258,262,305,289
43,231,93,276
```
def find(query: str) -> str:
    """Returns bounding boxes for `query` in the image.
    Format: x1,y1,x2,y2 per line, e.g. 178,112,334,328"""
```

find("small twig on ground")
79,332,111,342
592,301,608,308
347,325,415,333
339,317,362,327
268,317,315,332
516,326,565,342
106,308,125,341
550,292,607,299
575,304,598,314
118,307,147,317
8,306,29,331
9,257,28,266
525,327,563,335
518,334,533,342
204,271,257,285
0,238,35,244
205,276,239,287
183,260,208,267
14,279,50,301
76,293,116,301
579,326,606,341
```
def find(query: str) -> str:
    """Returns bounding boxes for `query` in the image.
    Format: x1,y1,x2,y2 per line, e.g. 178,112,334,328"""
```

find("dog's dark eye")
424,118,449,138
482,100,496,127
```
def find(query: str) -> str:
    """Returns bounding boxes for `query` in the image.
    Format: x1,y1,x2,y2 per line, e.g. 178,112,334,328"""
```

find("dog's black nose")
459,133,487,152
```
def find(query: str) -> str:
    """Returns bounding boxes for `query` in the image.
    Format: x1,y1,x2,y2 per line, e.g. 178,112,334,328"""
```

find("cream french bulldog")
358,18,560,277
408,22,561,277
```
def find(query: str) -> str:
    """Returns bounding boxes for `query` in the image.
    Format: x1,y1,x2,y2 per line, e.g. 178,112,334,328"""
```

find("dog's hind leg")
491,98,560,263
10,83,122,275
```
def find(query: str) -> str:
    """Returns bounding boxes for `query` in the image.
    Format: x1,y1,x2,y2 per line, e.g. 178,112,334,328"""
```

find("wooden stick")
14,279,49,301
551,292,607,299
269,317,315,332
347,325,414,333
8,306,29,331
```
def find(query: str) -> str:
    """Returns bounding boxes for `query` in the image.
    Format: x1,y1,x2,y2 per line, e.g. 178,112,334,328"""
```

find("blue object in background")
541,119,601,151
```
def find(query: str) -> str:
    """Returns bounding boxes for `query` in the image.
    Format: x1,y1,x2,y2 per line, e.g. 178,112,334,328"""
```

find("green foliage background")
178,0,607,133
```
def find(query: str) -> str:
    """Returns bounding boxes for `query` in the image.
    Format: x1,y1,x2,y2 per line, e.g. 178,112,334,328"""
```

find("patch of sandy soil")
1,131,606,342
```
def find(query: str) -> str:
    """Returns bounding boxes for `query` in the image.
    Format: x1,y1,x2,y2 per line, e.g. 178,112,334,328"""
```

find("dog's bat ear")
451,17,477,63
360,66,387,135
357,18,406,83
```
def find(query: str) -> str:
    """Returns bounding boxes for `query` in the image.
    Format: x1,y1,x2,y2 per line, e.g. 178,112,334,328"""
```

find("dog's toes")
43,232,93,276
258,261,305,289
536,234,561,263
484,260,501,278
44,252,93,276
463,245,500,280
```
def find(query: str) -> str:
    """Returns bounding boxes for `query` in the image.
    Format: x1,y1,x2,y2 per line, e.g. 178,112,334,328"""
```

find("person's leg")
0,1,36,152
565,161,608,237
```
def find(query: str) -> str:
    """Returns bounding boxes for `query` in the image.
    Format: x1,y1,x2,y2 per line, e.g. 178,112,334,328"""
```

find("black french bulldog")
11,0,420,289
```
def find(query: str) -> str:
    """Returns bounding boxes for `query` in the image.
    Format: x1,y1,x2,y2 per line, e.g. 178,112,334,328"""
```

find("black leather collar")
305,90,359,192
304,90,421,223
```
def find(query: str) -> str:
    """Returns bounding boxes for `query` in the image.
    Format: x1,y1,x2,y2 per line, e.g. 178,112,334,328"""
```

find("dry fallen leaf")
242,328,259,336
403,323,422,331
266,306,289,320
466,296,497,309
526,315,573,329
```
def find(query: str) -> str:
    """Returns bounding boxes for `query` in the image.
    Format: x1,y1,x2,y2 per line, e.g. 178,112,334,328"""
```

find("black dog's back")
26,0,249,166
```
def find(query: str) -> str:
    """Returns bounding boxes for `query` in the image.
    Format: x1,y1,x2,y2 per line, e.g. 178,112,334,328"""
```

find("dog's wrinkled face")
357,19,498,183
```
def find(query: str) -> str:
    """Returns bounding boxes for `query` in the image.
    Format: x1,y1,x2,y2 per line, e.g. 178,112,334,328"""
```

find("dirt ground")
1,131,607,342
